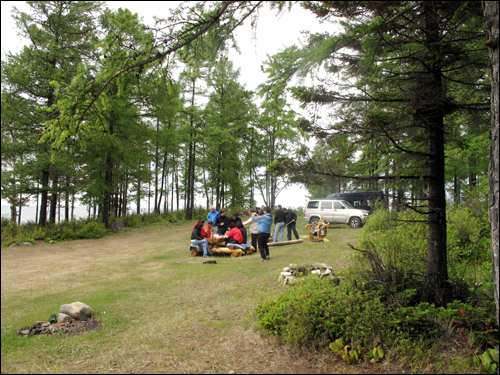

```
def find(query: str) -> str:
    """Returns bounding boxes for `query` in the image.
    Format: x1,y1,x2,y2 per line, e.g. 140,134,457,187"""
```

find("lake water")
1,205,91,224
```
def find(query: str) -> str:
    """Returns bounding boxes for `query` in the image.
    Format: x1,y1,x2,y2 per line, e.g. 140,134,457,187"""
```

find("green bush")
349,209,428,302
121,213,143,228
255,277,390,348
447,204,490,263
75,221,105,239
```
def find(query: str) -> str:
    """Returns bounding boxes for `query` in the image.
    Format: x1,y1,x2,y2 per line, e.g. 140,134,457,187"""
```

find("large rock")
59,302,93,320
111,221,125,231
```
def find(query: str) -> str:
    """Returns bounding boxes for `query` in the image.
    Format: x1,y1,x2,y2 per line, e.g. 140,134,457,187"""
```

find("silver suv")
304,199,370,228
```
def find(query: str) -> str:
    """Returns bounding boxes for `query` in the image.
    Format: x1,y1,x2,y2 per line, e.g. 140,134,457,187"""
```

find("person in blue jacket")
207,206,219,224
251,206,273,261
214,209,229,236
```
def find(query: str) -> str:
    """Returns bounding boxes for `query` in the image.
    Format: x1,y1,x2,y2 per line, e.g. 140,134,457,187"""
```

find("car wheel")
309,217,319,232
349,217,362,228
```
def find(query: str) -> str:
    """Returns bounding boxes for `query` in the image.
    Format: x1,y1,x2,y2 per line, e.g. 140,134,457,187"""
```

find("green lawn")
1,221,360,374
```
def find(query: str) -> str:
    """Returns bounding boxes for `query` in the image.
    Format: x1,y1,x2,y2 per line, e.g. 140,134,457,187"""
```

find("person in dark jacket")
214,210,229,235
285,208,300,241
236,221,248,244
228,213,242,228
191,220,212,257
273,205,287,243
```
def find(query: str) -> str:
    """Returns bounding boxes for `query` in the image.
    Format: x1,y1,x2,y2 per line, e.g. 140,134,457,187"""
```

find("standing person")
225,222,243,245
243,209,259,250
201,219,213,239
285,208,300,241
207,206,219,224
273,204,286,243
252,206,273,261
259,205,265,215
214,209,229,236
191,220,213,257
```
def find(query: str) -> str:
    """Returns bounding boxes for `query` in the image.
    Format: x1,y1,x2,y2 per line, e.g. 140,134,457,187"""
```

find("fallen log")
268,239,304,247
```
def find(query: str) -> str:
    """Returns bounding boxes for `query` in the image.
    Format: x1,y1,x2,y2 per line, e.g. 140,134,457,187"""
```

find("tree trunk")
10,203,17,224
422,2,449,306
49,174,58,224
102,120,114,229
39,169,49,226
122,174,128,217
18,195,22,225
65,176,70,221
483,0,499,325
154,118,160,212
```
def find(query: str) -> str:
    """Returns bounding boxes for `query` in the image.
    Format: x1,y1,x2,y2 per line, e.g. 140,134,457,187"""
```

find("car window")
334,202,345,209
307,201,319,209
321,201,333,210
340,200,354,209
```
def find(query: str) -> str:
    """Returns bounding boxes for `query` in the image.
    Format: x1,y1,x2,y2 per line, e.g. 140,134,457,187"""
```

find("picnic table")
190,236,255,258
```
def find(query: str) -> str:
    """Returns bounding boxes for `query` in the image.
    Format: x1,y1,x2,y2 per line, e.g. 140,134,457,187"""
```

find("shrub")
75,221,105,239
349,209,428,303
255,277,390,348
447,204,490,263
121,213,143,228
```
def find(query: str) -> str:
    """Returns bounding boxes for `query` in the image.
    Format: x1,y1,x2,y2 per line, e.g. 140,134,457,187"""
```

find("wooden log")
231,250,245,258
268,239,304,247
191,249,200,257
211,247,237,254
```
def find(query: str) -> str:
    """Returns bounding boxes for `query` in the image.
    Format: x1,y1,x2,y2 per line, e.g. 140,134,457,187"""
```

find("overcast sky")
1,1,336,210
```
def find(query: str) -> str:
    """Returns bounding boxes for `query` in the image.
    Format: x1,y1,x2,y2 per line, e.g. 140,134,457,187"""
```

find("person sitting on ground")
236,220,248,244
191,220,213,257
201,219,213,239
214,209,229,236
225,222,243,245
243,209,259,250
207,206,219,224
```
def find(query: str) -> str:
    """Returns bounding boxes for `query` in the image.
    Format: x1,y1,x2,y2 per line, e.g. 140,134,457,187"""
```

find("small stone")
58,313,74,323
283,267,291,272
289,264,297,270
60,302,92,320
20,329,29,335
286,276,296,284
311,270,321,275
9,243,18,248
321,269,332,276
20,242,33,246
229,371,236,374
281,272,292,276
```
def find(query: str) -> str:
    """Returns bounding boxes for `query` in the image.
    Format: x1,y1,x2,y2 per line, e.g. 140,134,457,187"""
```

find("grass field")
1,220,363,374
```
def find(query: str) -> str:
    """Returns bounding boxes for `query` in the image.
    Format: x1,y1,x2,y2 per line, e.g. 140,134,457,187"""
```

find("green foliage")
255,276,389,348
350,209,428,301
473,348,499,374
350,200,491,303
75,221,105,239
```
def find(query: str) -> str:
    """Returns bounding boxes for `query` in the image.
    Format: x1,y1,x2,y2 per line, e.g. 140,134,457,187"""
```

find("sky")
1,1,336,211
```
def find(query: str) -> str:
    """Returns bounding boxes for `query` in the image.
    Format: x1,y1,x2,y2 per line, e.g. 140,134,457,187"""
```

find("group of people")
191,205,300,262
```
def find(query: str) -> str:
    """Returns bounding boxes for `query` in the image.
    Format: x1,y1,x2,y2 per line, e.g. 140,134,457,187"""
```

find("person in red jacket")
225,222,243,245
201,220,213,239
